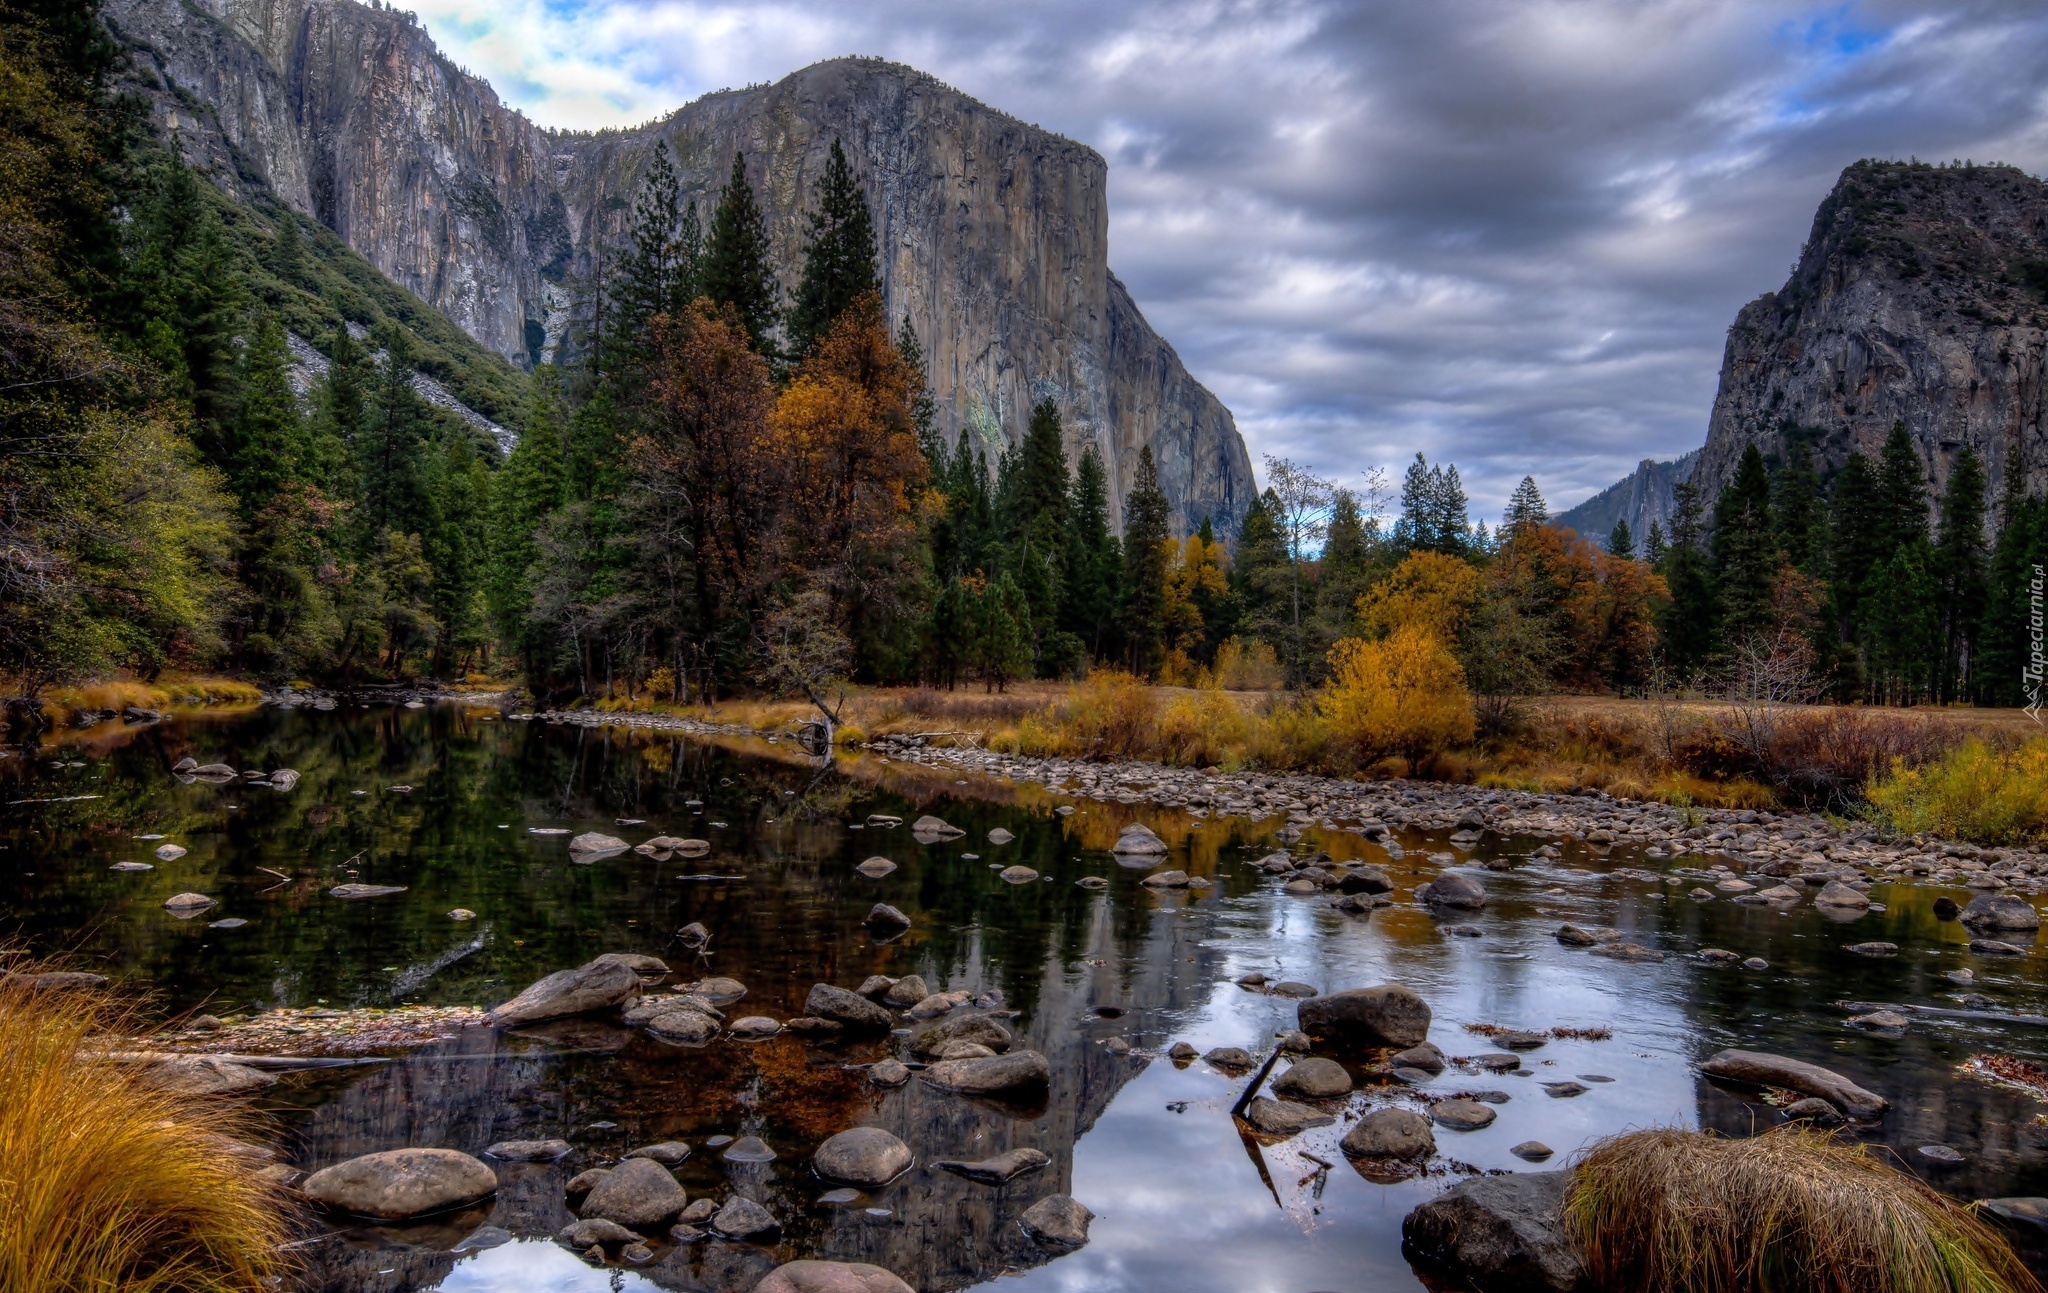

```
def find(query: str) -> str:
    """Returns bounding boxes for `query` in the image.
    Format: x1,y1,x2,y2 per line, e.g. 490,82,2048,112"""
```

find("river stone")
1204,1046,1256,1069
1273,1057,1353,1098
1782,1097,1844,1126
856,975,896,997
1140,869,1190,887
909,990,971,1019
999,865,1039,883
1298,984,1431,1047
867,1058,911,1087
932,1147,1050,1183
805,983,894,1032
1961,894,2042,930
1430,1099,1498,1130
712,1195,781,1239
727,1016,783,1038
913,1014,1013,1056
1242,1097,1335,1136
192,763,236,778
1019,1194,1093,1250
1511,1141,1554,1162
1112,823,1170,855
1981,1198,2048,1229
1268,980,1320,998
675,839,711,857
1341,1108,1435,1160
489,957,642,1027
647,1008,721,1043
581,1157,686,1227
866,903,911,929
1971,938,2028,955
1391,1042,1447,1074
987,828,1014,845
590,953,671,980
1076,876,1108,889
813,1127,913,1187
1401,1171,1584,1293
1845,942,1898,956
144,1055,275,1096
855,857,896,878
1848,1009,1909,1031
624,1142,692,1167
1341,865,1394,894
1496,1030,1547,1050
486,1138,571,1161
933,1040,998,1060
1934,896,1962,919
1276,1029,1312,1052
912,815,966,843
1590,942,1665,962
882,975,929,1006
722,1137,776,1163
756,1260,916,1293
1418,872,1487,909
329,883,406,898
1813,880,1870,909
568,832,630,856
1167,1041,1199,1061
922,1049,1051,1095
154,843,188,861
1698,1049,1888,1118
566,1168,611,1195
557,1217,638,1249
162,892,217,913
302,1148,498,1220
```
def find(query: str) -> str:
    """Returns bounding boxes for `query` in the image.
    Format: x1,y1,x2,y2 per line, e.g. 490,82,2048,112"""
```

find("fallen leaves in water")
1962,1053,2048,1103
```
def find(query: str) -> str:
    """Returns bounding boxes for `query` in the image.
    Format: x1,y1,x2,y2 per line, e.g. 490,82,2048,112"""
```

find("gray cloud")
407,0,2048,520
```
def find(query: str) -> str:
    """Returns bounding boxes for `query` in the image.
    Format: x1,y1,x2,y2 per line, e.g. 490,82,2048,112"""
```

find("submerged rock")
931,1147,1050,1183
913,1014,1013,1056
486,1138,571,1161
302,1148,498,1220
921,1050,1051,1095
1401,1171,1584,1293
328,883,406,899
813,1127,913,1187
580,1157,687,1228
489,958,642,1027
144,1055,275,1096
1019,1194,1094,1249
756,1260,915,1293
805,983,893,1032
1698,1048,1888,1118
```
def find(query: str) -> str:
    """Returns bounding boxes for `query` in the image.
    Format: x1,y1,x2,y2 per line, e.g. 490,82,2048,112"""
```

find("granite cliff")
1554,450,1696,551
105,0,1255,532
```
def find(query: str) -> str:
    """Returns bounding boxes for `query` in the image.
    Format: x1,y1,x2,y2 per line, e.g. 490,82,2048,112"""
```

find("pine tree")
1827,451,1885,641
1932,446,1990,701
1008,399,1069,542
227,313,308,509
1773,437,1826,573
898,316,943,469
611,140,693,354
976,572,1032,691
1060,444,1120,659
787,139,880,359
1864,538,1939,704
357,329,433,544
1318,488,1372,637
1873,421,1931,556
1502,476,1548,541
1976,459,2048,706
700,151,780,356
1607,517,1635,560
1118,446,1172,676
1644,519,1667,565
1657,480,1716,674
1711,444,1777,647
488,371,567,658
1232,488,1289,650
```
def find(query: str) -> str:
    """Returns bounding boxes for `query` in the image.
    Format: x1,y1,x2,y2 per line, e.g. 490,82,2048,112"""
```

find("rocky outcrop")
105,0,1255,531
1691,160,2048,503
1554,449,1697,551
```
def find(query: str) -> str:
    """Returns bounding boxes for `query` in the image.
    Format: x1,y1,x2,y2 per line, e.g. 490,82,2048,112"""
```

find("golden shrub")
1868,739,2048,845
1157,687,1252,767
1356,550,1481,641
1213,637,1283,690
1320,625,1475,760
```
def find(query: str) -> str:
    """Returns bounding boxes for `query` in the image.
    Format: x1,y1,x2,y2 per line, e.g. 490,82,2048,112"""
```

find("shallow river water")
5,703,2048,1293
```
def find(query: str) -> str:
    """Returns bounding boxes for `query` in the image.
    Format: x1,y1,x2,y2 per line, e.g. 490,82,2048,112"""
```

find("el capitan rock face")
106,0,1254,532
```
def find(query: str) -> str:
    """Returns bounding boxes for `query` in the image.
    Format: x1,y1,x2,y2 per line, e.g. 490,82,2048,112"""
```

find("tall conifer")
700,151,780,355
1118,446,1171,676
787,139,880,358
1711,444,1776,646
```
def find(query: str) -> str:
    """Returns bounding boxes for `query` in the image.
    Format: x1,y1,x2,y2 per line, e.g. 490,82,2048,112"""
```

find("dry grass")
0,964,288,1292
1867,739,2048,845
37,675,264,726
1566,1126,2039,1293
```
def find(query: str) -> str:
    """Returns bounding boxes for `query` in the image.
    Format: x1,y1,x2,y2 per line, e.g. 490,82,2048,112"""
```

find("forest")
5,0,2047,735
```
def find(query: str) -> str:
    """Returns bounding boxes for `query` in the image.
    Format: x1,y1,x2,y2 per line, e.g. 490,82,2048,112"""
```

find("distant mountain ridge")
104,0,1256,532
1554,450,1698,550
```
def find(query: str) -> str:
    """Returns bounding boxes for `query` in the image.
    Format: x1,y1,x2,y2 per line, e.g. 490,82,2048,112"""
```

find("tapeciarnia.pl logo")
2028,563,2045,722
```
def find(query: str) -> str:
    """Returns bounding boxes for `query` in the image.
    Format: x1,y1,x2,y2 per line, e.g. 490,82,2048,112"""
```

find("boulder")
1112,823,1171,855
1341,865,1394,894
1417,872,1487,909
690,976,747,1002
302,1148,498,1220
866,903,911,930
1698,1049,1888,1119
932,1040,997,1060
1391,1042,1447,1075
855,857,897,878
913,1014,1013,1056
489,958,642,1027
1140,869,1191,887
646,1008,721,1044
566,1168,611,1195
624,1142,692,1167
580,1156,687,1228
1980,1198,2048,1229
711,1195,781,1240
813,1127,913,1187
909,990,971,1019
931,1147,1050,1183
567,832,629,856
1401,1171,1586,1293
593,953,671,979
867,1058,911,1087
804,983,894,1032
1273,1057,1353,1099
727,1016,783,1038
1242,1097,1334,1136
675,839,711,857
1204,1046,1256,1069
756,1261,915,1293
1019,1194,1093,1250
143,1055,275,1096
329,883,406,899
557,1217,638,1249
1341,1107,1435,1161
162,892,216,913
1813,880,1870,910
912,815,966,843
920,1050,1051,1095
999,865,1039,883
1960,894,2042,931
1430,1099,1498,1130
485,1138,571,1161
1297,985,1431,1047
882,975,930,1007
1554,924,1599,947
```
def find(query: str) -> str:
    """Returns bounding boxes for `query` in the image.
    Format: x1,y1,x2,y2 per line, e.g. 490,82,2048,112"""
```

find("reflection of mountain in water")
279,883,1239,1291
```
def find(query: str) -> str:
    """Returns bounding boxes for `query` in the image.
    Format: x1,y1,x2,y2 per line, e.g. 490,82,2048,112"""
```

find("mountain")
1554,449,1697,550
103,0,1256,533
1692,159,2048,501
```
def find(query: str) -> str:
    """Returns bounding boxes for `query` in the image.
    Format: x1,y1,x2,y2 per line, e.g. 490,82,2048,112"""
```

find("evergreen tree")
1710,444,1776,646
611,140,693,354
227,313,308,509
1873,421,1931,556
1864,538,1939,704
1977,459,2048,706
1656,480,1716,674
488,371,567,661
787,139,880,359
423,427,489,673
1607,517,1635,560
1008,399,1069,542
1932,446,1990,701
357,330,433,544
1643,519,1667,565
1395,453,1470,554
975,572,1032,691
1317,488,1372,637
898,316,943,469
700,151,780,355
1060,444,1120,659
1231,488,1289,649
1502,475,1548,541
1773,437,1827,573
1827,451,1885,641
1118,446,1172,676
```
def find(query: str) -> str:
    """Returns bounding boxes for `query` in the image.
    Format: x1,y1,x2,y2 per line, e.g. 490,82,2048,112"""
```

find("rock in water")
1417,872,1487,909
813,1127,913,1187
913,1014,1013,1056
855,857,896,878
580,1157,687,1227
486,1138,571,1161
1813,880,1870,909
882,975,929,1006
568,832,629,856
999,865,1039,883
488,957,642,1027
1429,1099,1498,1130
1272,1057,1353,1098
1019,1195,1093,1250
804,983,894,1031
1401,1171,1585,1293
1298,985,1431,1047
154,842,188,860
161,892,216,913
912,816,965,843
867,1058,910,1087
756,1261,915,1293
329,883,406,898
1698,1048,1888,1118
866,903,911,930
1112,824,1170,855
302,1148,498,1220
143,1055,275,1096
711,1195,780,1239
1242,1097,1334,1137
1960,894,2042,931
623,1141,692,1166
920,1050,1051,1095
931,1148,1050,1183
646,1008,720,1043
1341,1108,1435,1161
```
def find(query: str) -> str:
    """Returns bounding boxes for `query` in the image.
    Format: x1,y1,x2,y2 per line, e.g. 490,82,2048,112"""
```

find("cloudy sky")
407,0,2048,520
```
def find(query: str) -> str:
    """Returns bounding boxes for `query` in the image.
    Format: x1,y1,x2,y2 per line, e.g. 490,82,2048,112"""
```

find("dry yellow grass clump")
1566,1126,2039,1293
0,968,288,1293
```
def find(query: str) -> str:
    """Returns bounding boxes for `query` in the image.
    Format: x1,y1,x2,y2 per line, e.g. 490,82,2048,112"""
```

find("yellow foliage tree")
1357,550,1481,643
1320,624,1475,759
1159,532,1229,684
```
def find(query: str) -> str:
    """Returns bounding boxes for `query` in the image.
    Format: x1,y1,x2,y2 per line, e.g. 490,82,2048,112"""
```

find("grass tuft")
0,964,289,1292
1566,1126,2040,1293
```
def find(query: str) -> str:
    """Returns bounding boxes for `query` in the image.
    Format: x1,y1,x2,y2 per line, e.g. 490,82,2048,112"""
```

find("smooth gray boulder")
1273,1057,1353,1099
1417,872,1487,909
302,1148,498,1220
867,1058,911,1086
557,1217,638,1249
1298,985,1431,1047
143,1055,275,1097
646,1007,720,1043
1341,1108,1435,1161
1430,1099,1498,1130
568,832,629,855
1242,1097,1334,1136
805,983,893,1032
489,957,642,1027
1813,880,1870,909
932,1147,1050,1183
912,815,965,843
485,1138,571,1161
1112,822,1171,855
912,1014,1013,1056
882,975,929,1007
1019,1194,1093,1250
624,1141,692,1166
866,903,911,929
855,857,897,878
1340,865,1394,894
1961,894,2042,931
1391,1042,1447,1075
1698,1049,1888,1119
920,1049,1051,1095
1401,1171,1586,1292
712,1195,781,1239
756,1261,915,1293
580,1156,687,1228
813,1127,913,1187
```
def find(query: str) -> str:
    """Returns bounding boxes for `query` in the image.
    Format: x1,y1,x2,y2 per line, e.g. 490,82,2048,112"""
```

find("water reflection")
5,706,2048,1292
